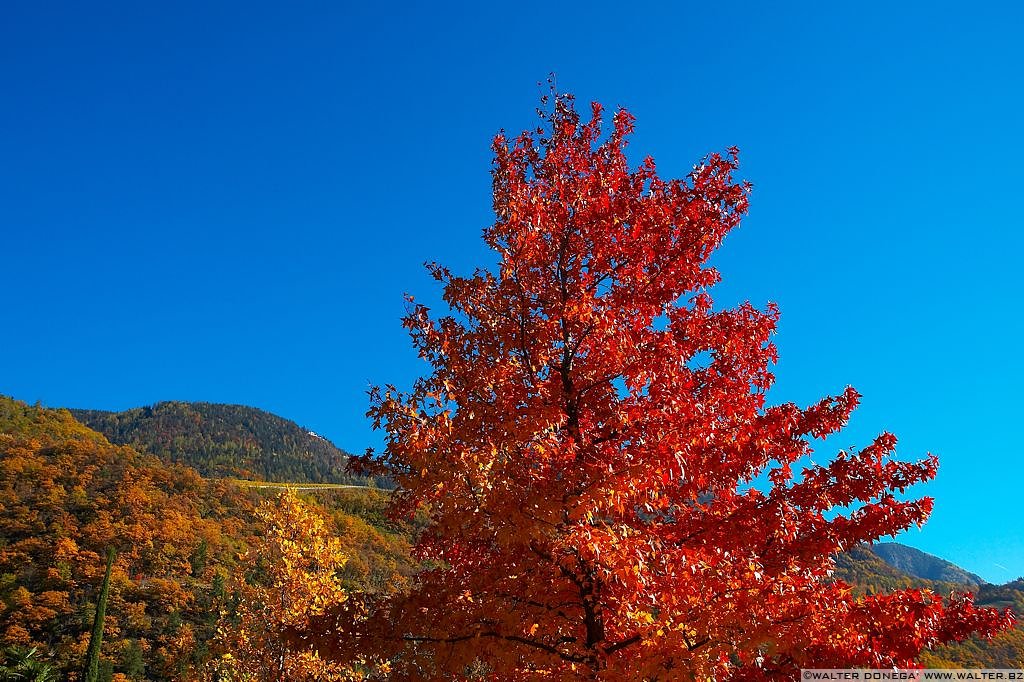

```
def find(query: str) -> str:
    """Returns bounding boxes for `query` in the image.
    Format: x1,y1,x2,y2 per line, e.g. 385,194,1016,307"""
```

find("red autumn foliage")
308,93,1013,680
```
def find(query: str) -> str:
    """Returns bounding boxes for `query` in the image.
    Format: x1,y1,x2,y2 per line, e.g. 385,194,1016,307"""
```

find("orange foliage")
0,396,256,679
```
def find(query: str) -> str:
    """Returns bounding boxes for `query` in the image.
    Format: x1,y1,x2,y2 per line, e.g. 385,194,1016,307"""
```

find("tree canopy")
306,94,1013,680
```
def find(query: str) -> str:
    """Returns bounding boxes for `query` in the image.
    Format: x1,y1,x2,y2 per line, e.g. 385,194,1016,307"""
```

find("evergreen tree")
83,548,115,682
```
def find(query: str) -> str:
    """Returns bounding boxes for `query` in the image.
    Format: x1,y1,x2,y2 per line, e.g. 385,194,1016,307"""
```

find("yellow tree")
213,490,356,682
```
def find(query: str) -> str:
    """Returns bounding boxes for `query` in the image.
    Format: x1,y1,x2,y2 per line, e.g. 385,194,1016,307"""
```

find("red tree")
312,94,1012,680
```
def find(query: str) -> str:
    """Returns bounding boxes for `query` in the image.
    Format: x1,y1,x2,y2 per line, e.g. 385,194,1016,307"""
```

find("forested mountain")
0,396,413,680
870,542,987,586
834,544,964,595
69,401,384,485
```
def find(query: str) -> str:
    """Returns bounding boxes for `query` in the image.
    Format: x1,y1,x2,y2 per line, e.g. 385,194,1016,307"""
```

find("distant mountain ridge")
70,401,380,485
870,542,986,586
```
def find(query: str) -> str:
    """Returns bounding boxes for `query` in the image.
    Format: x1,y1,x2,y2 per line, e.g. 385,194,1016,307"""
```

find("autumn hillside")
70,401,388,486
2,394,1021,677
0,396,414,680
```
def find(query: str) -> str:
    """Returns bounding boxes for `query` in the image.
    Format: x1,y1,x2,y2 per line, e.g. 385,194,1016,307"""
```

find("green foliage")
927,580,1024,668
121,639,145,680
921,625,1024,668
0,646,58,681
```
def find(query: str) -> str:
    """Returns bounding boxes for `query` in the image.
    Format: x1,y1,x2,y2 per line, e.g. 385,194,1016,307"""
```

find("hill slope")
871,542,986,586
0,395,260,678
0,395,413,680
834,544,962,595
70,401,378,485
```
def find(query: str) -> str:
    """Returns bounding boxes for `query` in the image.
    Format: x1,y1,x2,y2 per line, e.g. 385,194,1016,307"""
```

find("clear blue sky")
1,2,1021,583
